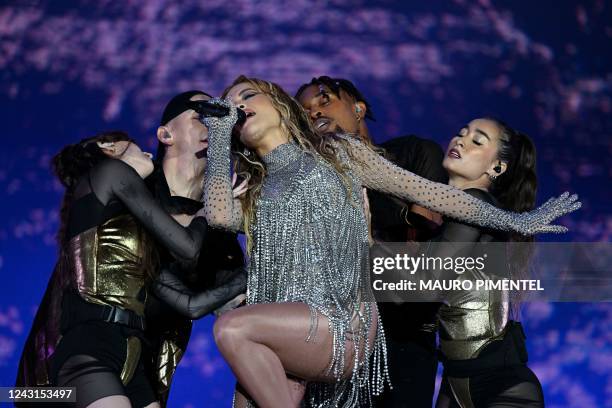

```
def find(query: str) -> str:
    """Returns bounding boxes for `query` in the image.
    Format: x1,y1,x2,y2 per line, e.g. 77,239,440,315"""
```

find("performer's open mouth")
448,148,461,159
314,117,331,132
244,109,256,122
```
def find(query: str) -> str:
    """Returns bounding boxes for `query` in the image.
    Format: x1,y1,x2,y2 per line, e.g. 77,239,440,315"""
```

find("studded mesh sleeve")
336,134,580,235
202,104,244,232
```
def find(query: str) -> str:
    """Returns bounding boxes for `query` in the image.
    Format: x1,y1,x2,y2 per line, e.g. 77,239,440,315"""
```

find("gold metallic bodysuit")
70,213,151,316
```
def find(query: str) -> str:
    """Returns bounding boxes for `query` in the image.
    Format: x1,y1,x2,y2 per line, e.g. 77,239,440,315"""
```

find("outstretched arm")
337,135,580,235
202,100,244,232
90,159,207,261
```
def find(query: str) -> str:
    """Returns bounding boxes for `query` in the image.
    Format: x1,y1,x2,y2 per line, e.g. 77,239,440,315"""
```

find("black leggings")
436,365,544,408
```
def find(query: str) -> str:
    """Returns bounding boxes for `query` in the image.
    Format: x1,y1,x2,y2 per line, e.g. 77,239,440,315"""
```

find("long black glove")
152,265,246,319
90,158,207,261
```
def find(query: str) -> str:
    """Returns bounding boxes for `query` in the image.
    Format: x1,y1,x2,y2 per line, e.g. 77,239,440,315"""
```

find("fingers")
551,194,581,217
534,199,580,234
220,96,239,120
521,191,580,236
567,200,582,212
539,192,581,219
232,179,249,198
214,293,247,317
209,96,229,107
203,97,238,127
362,188,370,212
537,224,568,234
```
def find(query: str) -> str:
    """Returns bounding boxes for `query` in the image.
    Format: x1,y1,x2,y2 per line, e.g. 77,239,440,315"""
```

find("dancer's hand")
232,172,249,198
214,293,246,317
516,192,581,234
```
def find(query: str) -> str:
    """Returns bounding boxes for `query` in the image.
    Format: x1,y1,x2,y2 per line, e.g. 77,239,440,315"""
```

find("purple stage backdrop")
1,1,610,406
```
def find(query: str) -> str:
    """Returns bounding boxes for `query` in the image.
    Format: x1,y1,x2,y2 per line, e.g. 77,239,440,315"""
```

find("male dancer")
296,77,446,407
145,90,246,406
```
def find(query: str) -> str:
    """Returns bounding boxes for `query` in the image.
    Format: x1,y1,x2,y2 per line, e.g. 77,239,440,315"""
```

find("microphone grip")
187,100,246,126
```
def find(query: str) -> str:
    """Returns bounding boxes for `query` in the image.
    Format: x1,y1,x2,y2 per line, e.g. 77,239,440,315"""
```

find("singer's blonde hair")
222,75,360,252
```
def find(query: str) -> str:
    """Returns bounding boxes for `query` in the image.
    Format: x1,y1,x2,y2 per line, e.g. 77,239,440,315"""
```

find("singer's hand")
514,192,581,234
202,98,239,142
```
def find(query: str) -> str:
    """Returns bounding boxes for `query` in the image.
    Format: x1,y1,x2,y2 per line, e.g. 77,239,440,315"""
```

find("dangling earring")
355,105,362,123
243,148,251,157
490,164,502,181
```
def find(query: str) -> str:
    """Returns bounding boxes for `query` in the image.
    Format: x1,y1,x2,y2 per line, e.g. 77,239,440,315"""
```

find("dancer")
15,131,217,408
203,76,578,408
426,118,544,408
297,76,446,407
144,90,247,405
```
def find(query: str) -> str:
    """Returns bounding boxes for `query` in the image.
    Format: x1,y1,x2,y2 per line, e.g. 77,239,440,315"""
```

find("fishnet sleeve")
202,107,244,232
336,134,578,234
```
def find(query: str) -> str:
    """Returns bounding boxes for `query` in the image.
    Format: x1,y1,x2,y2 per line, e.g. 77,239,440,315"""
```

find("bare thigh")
214,302,377,382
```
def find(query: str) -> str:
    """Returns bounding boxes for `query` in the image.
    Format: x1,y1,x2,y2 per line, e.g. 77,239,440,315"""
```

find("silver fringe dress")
207,137,389,407
252,142,387,406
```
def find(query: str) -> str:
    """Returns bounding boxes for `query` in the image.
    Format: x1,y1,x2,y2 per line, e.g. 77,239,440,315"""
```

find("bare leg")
214,302,376,408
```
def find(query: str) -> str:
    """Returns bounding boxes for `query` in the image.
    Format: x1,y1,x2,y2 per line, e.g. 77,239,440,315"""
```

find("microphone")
187,100,247,126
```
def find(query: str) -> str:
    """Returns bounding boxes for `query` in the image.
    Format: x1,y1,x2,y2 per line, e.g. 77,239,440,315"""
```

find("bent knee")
213,312,249,354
